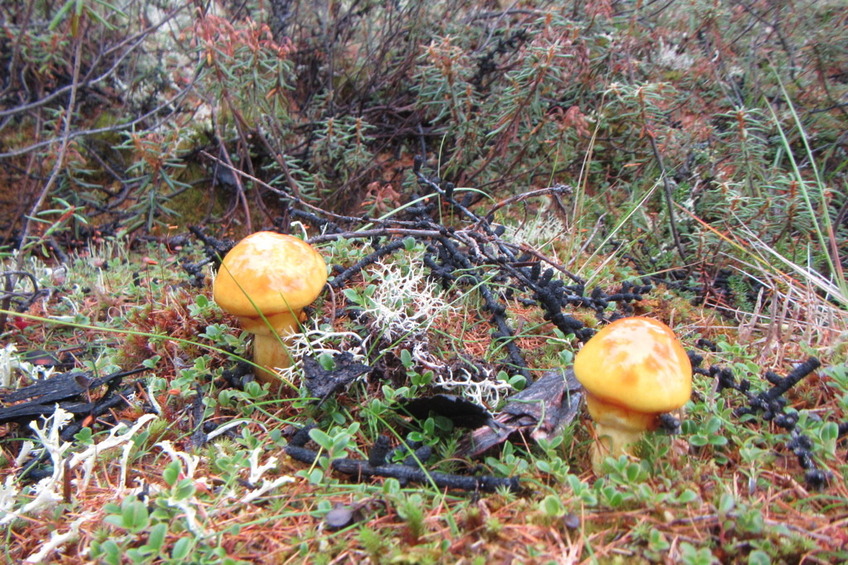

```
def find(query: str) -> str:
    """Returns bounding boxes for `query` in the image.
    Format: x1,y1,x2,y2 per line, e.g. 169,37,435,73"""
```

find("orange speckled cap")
212,231,328,320
573,316,692,413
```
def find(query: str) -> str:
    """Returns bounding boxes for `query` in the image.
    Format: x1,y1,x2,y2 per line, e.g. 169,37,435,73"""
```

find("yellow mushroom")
573,316,692,472
212,231,328,383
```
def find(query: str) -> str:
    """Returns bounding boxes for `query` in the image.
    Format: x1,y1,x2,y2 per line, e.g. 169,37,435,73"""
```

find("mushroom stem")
590,424,648,471
252,333,293,382
244,311,303,383
585,394,657,472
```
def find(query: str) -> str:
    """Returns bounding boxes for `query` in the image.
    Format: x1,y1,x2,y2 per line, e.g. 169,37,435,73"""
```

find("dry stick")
286,426,520,493
253,126,303,202
212,89,256,232
198,152,360,224
498,240,584,284
310,228,444,244
204,155,582,297
669,512,836,544
19,33,83,236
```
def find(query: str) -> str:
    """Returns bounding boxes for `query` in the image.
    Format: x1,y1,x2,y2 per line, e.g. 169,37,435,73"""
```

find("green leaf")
318,351,335,370
820,421,839,453
171,537,193,560
123,498,150,532
689,435,709,447
541,494,564,517
308,428,333,451
747,550,772,565
709,436,728,447
536,460,552,474
648,529,670,551
142,355,161,370
163,460,181,486
48,0,78,31
307,468,324,484
718,492,736,515
99,539,122,565
675,489,699,504
342,288,361,303
400,348,413,368
74,427,93,445
145,522,168,552
126,547,153,563
172,478,197,501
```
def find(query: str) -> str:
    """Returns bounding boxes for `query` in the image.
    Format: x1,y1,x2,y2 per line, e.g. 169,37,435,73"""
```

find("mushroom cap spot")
212,232,328,320
573,317,692,414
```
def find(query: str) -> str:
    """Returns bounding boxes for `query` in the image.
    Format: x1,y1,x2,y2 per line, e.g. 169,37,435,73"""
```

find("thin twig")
647,133,688,266
481,185,574,222
309,228,444,244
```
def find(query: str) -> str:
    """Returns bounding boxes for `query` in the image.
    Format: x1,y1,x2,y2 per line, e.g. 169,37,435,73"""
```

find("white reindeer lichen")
361,260,455,341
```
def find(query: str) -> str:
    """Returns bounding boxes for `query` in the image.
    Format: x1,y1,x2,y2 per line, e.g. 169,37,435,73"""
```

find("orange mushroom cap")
573,316,692,415
212,232,328,326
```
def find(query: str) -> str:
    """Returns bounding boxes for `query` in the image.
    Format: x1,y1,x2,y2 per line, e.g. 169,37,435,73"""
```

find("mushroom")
212,231,328,383
573,316,692,471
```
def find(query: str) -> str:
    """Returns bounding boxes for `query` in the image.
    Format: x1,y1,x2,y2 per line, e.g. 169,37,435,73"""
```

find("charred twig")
309,228,445,245
458,369,583,457
290,209,343,235
182,226,234,285
285,425,520,493
763,358,822,401
189,226,233,263
302,352,372,404
412,166,644,340
481,184,573,222
329,239,408,289
0,368,141,406
736,357,821,421
58,392,131,441
498,241,583,284
470,29,530,91
429,234,532,380
710,358,830,488
198,152,396,227
414,158,483,228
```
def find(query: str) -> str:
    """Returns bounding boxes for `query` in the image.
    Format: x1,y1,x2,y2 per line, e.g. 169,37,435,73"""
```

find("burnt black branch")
764,357,822,401
285,425,520,493
427,234,531,380
329,239,407,289
471,29,530,91
708,358,830,488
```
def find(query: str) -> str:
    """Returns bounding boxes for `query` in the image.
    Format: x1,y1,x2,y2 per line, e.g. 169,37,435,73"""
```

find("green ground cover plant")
1,0,846,562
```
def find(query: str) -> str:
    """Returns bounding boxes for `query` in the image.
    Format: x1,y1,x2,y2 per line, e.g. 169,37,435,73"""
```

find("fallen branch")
285,425,520,493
